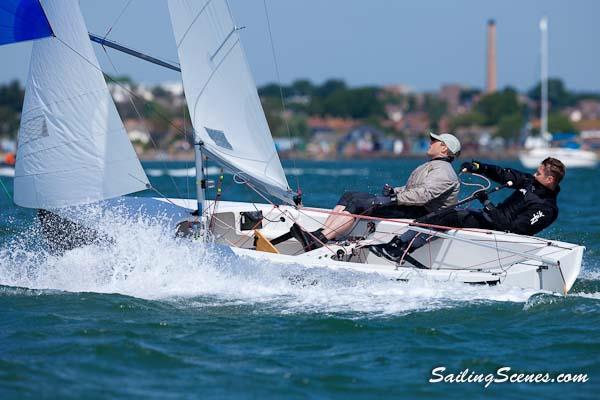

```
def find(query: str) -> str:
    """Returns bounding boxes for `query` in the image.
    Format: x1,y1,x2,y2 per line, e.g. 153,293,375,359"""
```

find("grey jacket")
393,159,459,212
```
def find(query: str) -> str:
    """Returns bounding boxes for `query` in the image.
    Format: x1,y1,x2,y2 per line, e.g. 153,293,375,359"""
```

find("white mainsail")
167,0,294,204
14,0,149,209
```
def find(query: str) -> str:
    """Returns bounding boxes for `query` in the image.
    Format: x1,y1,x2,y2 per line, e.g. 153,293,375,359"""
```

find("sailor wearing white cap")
289,132,462,252
429,132,461,156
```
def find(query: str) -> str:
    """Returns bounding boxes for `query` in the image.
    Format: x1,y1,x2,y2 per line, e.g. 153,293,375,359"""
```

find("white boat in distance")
519,17,598,169
3,0,584,295
519,147,598,169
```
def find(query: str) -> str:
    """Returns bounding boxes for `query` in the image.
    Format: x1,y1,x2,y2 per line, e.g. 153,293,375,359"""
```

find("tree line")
1,78,599,140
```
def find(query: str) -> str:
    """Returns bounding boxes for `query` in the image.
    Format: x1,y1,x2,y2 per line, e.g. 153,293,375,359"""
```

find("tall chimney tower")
486,19,497,93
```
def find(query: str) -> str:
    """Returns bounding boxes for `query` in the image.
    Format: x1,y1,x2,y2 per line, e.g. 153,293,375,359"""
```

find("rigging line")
102,0,133,41
229,204,278,248
231,206,280,248
0,177,12,202
100,46,184,199
252,202,282,223
493,231,507,273
398,235,419,267
301,206,496,234
234,173,279,206
462,246,548,270
204,176,237,218
176,0,213,49
262,0,300,192
127,173,181,209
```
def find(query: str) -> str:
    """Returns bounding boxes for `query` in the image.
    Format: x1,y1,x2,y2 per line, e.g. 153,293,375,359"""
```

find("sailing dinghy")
3,0,584,295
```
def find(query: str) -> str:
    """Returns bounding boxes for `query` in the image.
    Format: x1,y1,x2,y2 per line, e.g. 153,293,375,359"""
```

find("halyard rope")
262,0,301,195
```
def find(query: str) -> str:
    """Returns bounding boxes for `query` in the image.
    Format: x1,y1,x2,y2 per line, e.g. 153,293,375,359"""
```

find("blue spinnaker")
0,0,53,46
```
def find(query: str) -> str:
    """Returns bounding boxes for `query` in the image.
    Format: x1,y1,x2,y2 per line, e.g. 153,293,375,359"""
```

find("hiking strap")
399,254,429,270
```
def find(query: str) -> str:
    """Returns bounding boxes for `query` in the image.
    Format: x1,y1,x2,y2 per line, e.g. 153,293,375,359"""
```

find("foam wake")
0,207,550,316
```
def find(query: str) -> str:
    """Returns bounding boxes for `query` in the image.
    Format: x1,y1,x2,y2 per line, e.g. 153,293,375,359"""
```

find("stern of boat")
557,245,584,294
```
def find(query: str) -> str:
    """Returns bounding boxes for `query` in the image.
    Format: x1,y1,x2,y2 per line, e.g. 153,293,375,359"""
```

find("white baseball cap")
429,132,461,155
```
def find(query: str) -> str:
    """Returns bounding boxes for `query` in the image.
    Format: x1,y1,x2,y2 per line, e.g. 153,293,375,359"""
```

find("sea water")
0,159,598,399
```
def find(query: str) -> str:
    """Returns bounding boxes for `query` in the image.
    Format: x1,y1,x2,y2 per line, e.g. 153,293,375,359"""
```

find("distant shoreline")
138,150,521,162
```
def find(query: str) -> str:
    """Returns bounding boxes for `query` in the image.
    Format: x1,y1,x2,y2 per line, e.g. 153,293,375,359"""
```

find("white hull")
162,198,584,295
519,148,598,169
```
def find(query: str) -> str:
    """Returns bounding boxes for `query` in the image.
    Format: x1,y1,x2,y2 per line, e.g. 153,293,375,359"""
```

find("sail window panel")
18,115,49,145
205,127,233,150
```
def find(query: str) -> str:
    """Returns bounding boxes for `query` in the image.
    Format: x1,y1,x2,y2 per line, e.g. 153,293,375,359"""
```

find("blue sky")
2,0,599,92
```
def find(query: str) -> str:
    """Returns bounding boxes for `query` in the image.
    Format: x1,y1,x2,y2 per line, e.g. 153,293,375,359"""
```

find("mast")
540,17,549,139
195,140,206,223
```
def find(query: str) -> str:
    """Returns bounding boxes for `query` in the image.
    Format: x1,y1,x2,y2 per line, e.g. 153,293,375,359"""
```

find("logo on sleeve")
530,211,544,225
519,188,528,195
